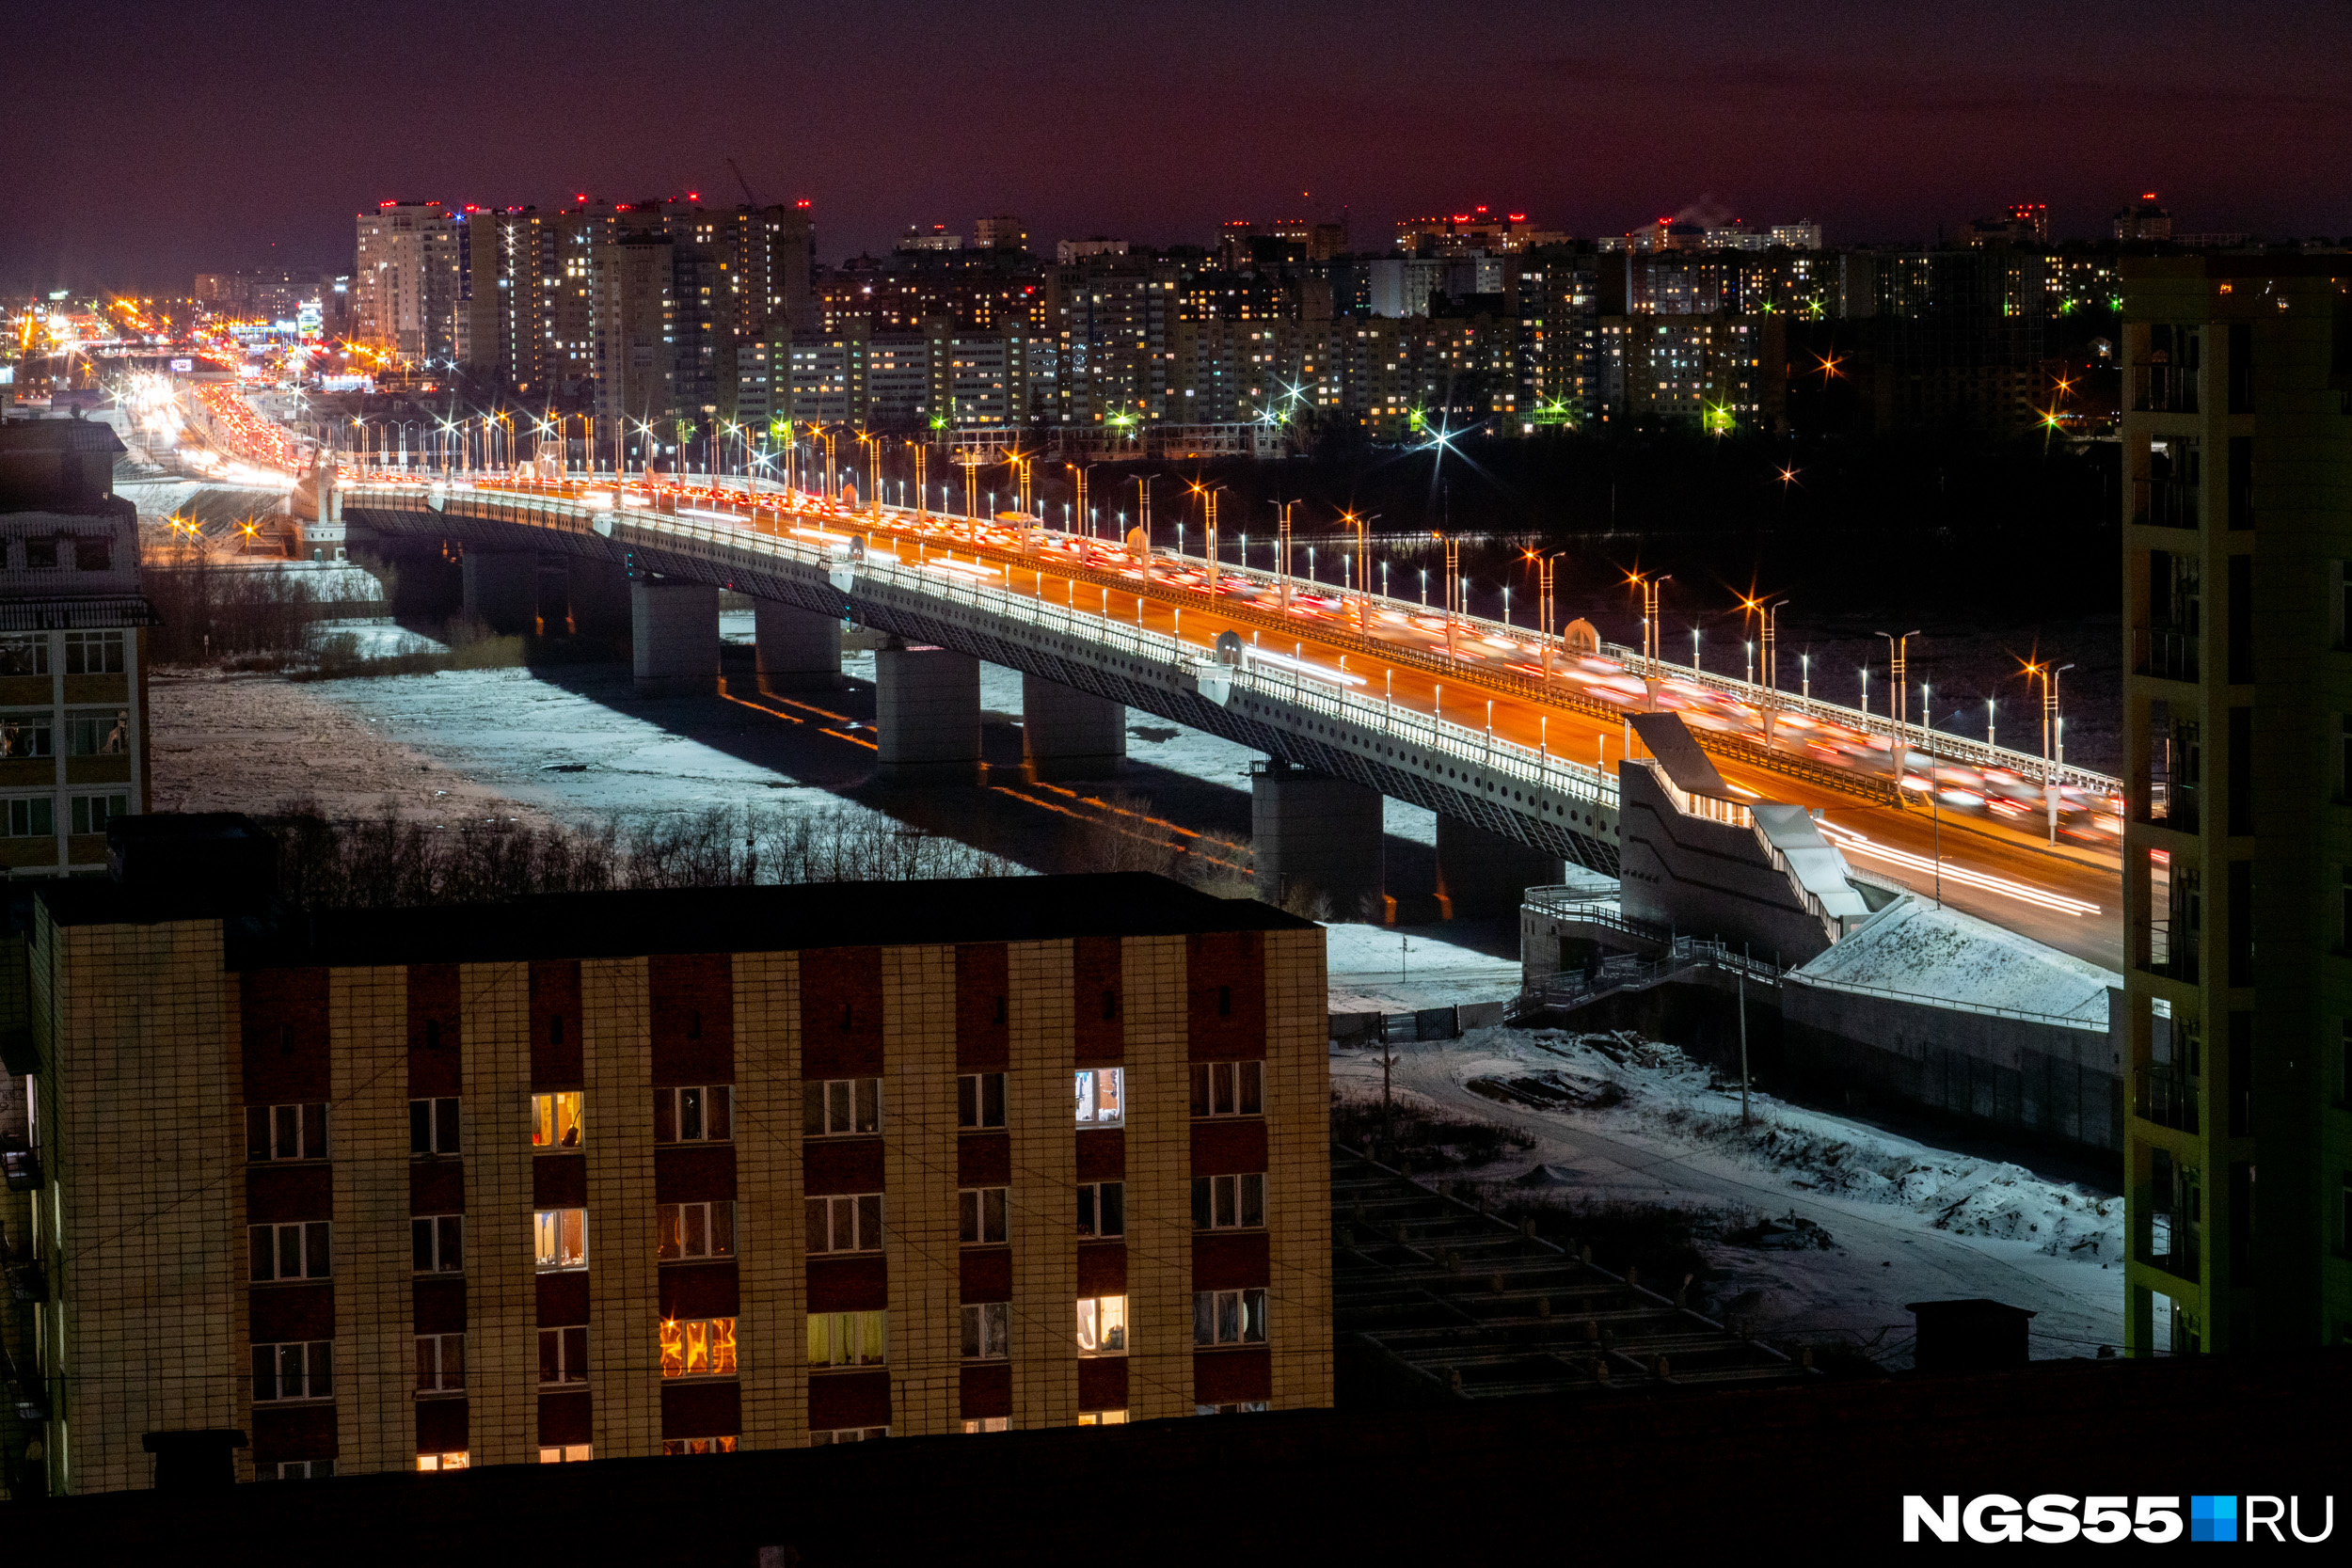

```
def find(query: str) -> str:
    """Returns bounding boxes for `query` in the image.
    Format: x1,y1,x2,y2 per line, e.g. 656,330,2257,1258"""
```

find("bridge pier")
460,549,537,634
754,600,842,693
631,578,721,696
1021,675,1124,781
1436,816,1565,920
875,641,981,784
1251,760,1385,918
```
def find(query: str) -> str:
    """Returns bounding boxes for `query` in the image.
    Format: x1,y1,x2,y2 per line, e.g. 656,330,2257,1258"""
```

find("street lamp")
2023,658,2074,844
1876,630,1921,783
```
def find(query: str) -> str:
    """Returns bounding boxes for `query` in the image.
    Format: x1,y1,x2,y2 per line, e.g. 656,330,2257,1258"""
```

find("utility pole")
1738,966,1751,1127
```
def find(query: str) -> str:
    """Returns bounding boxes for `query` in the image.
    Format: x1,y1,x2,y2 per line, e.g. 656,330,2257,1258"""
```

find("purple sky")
8,0,2346,291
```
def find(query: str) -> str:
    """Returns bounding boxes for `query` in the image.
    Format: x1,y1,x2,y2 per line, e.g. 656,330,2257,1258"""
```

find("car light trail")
1819,825,2101,916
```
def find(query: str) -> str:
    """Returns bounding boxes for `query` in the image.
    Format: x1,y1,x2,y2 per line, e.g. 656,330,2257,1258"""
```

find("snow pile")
1796,895,2119,1022
1438,1025,2121,1261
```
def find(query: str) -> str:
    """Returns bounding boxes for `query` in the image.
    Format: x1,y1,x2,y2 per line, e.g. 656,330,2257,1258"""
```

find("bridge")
331,471,2123,969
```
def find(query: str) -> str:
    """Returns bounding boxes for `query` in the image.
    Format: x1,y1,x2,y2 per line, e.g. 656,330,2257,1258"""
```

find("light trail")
1818,825,2102,917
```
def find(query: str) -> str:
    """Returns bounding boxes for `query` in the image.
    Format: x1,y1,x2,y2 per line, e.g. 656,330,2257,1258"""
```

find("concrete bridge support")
1437,816,1565,920
631,578,722,696
1252,761,1385,918
1021,675,1125,781
460,549,537,633
755,600,843,693
875,641,981,784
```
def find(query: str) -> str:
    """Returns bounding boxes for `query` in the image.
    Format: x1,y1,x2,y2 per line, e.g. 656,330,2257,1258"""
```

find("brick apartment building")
8,831,1331,1493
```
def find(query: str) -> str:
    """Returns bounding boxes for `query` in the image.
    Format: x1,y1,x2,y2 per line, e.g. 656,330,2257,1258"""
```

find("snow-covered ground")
1323,923,1521,1013
1338,1025,2124,1362
1798,894,2119,1021
314,616,440,657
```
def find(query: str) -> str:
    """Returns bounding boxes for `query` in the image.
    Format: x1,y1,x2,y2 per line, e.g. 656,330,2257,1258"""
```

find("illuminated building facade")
353,202,463,365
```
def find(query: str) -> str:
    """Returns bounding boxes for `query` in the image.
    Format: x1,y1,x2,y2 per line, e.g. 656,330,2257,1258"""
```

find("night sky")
8,0,2346,292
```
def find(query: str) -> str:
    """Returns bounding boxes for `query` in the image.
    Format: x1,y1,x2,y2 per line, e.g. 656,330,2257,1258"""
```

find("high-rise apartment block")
353,202,464,365
2121,254,2352,1356
0,420,152,876
9,846,1332,1493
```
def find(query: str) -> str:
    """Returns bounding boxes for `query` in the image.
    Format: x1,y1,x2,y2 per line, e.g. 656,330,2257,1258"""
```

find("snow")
1797,894,2120,1022
1322,924,1522,1014
1336,1024,2124,1362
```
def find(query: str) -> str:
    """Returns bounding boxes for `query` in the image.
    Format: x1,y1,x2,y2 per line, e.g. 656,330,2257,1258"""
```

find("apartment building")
0,419,151,877
2120,255,2352,1356
353,202,464,365
12,837,1332,1493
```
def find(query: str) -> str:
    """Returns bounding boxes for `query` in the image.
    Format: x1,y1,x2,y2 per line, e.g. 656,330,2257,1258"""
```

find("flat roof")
35,872,1316,969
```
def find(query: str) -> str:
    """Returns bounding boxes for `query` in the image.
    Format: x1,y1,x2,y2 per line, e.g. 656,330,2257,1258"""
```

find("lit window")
811,1427,887,1445
655,1085,732,1143
658,1200,735,1260
1075,1409,1128,1426
659,1316,739,1379
1078,1180,1124,1238
532,1092,584,1148
1194,1288,1268,1347
805,1078,882,1135
1197,1402,1271,1416
962,1417,1009,1434
807,1310,888,1369
959,1187,1008,1245
806,1193,883,1253
1192,1173,1266,1230
1190,1060,1263,1117
538,1445,593,1463
1075,1295,1127,1356
534,1208,588,1272
661,1436,737,1455
961,1301,1009,1360
958,1072,1007,1129
416,1451,469,1472
1075,1068,1124,1126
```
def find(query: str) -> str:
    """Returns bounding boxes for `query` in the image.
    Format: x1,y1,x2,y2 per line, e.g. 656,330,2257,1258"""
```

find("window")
962,1417,1009,1433
416,1451,470,1472
805,1077,882,1135
1075,1410,1128,1426
539,1445,593,1463
0,637,47,675
1078,1180,1124,1238
539,1324,589,1385
250,1221,331,1282
1195,1288,1267,1347
74,536,111,572
18,538,51,570
1191,1060,1264,1117
0,716,50,760
658,1200,736,1260
958,1072,1007,1129
806,1193,884,1253
810,1427,887,1445
62,630,124,674
659,1316,739,1378
807,1310,888,1369
532,1091,583,1149
534,1208,588,1272
246,1102,328,1163
961,1301,1009,1360
655,1085,732,1143
63,709,128,756
1196,1402,1270,1415
410,1097,460,1156
1075,1295,1127,1356
1075,1067,1124,1126
69,792,127,835
959,1187,1009,1245
3,797,53,837
661,1436,737,1455
253,1340,333,1402
272,1461,334,1480
1192,1173,1266,1230
412,1214,464,1275
416,1333,465,1393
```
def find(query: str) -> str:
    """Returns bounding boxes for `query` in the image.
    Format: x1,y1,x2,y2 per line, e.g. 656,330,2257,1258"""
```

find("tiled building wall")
1263,927,1334,1409
1120,935,1191,1421
882,945,959,1437
462,962,535,1465
1008,940,1078,1429
330,966,413,1476
735,950,806,1448
48,921,241,1496
582,958,658,1458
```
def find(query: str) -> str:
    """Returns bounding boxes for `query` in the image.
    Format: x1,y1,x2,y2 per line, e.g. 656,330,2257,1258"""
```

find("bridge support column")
754,600,842,693
631,578,721,696
875,641,980,784
1251,760,1384,919
1435,816,1565,920
1021,675,1124,781
460,549,536,634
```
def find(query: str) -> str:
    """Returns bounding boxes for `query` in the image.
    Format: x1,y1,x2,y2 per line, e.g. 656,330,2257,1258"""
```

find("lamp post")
1272,499,1305,612
1523,548,1562,677
1343,510,1378,636
2025,659,2074,844
1877,629,1921,784
1627,572,1670,673
1189,481,1228,580
1068,461,1102,540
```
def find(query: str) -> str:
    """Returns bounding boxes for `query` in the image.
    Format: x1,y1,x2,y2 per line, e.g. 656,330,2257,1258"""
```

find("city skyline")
8,0,2349,291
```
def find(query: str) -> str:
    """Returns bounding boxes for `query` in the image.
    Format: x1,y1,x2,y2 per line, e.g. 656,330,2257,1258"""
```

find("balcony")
2142,784,2200,836
2136,1068,2200,1133
2136,627,2201,684
2133,478,2201,530
2133,365,2200,414
2134,1196,2201,1282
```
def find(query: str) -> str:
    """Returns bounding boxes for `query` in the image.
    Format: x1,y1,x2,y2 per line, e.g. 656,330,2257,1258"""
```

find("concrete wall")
1435,817,1563,920
1251,763,1383,918
1616,763,1835,967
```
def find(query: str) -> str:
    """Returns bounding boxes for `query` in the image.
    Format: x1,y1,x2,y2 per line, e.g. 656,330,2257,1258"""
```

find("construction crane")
727,159,760,208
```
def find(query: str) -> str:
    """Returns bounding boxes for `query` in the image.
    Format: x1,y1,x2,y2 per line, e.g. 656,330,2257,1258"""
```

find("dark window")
246,1102,328,1162
1190,1060,1265,1117
2228,859,2253,988
410,1097,461,1156
2229,1013,2254,1137
1216,985,1232,1018
24,537,56,570
2227,323,2252,414
250,1221,331,1282
73,537,110,571
412,1214,464,1274
253,1340,333,1402
539,1324,589,1385
2227,556,2251,684
655,1085,732,1143
1078,1180,1124,1237
804,1078,882,1135
2228,436,2252,530
957,1072,1007,1130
